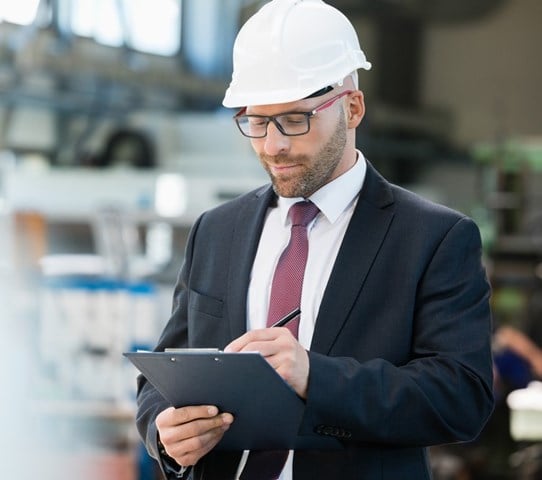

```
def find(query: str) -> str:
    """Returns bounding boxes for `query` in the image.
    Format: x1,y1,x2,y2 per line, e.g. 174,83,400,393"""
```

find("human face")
249,93,349,198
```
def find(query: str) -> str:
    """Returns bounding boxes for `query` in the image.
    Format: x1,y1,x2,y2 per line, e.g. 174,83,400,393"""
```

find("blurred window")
70,0,181,56
0,0,41,25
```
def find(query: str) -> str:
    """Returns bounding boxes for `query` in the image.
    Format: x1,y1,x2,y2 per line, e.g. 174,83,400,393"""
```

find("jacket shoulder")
203,184,271,218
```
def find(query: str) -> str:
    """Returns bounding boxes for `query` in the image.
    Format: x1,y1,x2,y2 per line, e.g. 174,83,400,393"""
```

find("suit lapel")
227,185,275,341
310,163,395,354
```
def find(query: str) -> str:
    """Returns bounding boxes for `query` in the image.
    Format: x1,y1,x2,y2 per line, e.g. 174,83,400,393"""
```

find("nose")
263,121,290,156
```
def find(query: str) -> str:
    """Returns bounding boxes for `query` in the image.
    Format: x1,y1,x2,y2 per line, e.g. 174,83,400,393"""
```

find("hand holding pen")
224,306,309,397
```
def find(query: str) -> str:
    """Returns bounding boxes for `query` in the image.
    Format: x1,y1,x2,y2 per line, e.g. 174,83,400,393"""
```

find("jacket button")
315,425,334,436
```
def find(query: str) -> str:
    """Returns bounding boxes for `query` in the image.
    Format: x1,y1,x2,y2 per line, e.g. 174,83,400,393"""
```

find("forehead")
246,97,316,116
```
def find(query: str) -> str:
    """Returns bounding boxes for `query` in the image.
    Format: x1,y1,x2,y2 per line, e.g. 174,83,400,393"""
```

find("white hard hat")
222,0,372,108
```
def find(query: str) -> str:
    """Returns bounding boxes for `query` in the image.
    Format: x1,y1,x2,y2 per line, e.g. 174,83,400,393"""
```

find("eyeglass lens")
237,113,309,138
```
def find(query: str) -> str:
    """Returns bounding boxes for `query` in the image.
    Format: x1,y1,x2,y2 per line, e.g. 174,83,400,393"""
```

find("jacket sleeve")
299,216,494,446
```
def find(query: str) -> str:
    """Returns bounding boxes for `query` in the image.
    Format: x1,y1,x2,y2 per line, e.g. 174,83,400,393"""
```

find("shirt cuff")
158,438,191,478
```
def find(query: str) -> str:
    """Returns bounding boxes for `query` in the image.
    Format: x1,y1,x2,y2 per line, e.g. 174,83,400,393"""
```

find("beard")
259,112,347,198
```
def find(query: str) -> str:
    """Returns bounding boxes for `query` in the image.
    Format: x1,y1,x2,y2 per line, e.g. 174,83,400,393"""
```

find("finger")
242,340,284,357
225,328,289,352
164,414,233,465
171,421,232,466
224,330,263,352
172,405,220,424
176,412,234,440
159,412,233,448
157,405,219,430
249,330,298,357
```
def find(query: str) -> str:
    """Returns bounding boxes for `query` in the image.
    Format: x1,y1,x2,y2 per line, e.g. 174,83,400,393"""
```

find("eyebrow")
246,102,317,116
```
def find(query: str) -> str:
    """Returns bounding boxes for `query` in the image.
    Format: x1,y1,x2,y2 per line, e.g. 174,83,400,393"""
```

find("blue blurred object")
494,348,533,390
137,441,157,480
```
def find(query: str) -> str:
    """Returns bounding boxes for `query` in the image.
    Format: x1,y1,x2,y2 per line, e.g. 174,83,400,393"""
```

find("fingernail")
207,406,218,416
222,413,233,425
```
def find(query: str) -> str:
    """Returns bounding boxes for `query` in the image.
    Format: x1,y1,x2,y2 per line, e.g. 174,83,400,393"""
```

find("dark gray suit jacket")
137,162,494,480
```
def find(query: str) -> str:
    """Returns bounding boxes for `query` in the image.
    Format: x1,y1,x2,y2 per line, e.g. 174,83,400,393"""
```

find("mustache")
260,153,306,164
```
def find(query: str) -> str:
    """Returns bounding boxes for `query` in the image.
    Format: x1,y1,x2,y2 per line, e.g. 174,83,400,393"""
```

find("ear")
347,91,365,129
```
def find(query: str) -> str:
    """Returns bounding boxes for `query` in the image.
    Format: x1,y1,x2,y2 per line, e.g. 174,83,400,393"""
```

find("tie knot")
289,201,320,227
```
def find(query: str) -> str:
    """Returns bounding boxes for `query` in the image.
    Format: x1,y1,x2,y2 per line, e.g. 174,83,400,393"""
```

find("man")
136,0,494,478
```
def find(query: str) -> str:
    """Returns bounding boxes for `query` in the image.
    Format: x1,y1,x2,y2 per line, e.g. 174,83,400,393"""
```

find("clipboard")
125,350,342,451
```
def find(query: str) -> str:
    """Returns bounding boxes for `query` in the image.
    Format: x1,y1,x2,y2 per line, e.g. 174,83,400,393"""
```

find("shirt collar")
277,150,367,225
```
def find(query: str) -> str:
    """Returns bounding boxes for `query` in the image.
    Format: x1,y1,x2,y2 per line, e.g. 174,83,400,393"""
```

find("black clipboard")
125,350,341,451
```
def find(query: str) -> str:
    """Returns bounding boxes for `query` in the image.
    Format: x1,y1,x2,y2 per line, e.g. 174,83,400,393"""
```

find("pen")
270,307,301,328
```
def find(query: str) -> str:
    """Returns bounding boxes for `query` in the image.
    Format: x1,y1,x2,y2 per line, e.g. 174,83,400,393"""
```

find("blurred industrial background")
1,1,542,479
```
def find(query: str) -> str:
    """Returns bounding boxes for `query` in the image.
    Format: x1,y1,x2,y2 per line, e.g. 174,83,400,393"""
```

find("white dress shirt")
236,152,367,479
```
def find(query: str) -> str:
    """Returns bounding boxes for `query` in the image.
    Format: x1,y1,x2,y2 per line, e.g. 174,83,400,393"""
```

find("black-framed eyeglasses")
233,90,353,138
